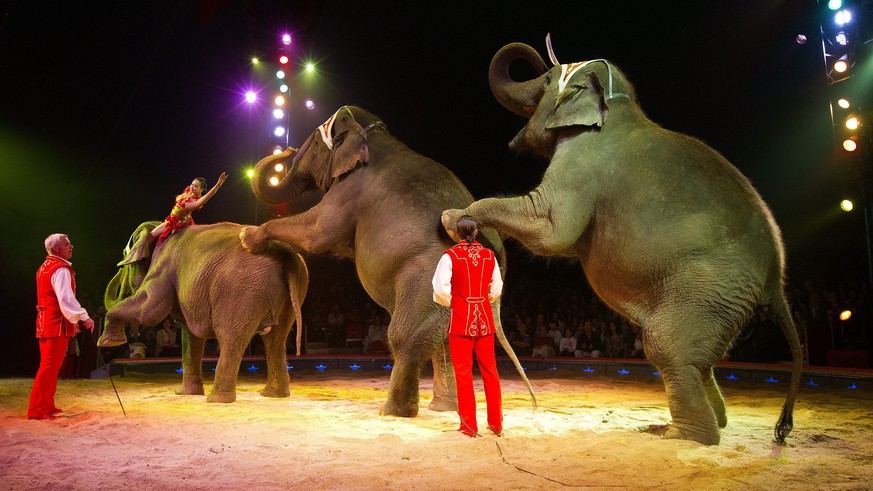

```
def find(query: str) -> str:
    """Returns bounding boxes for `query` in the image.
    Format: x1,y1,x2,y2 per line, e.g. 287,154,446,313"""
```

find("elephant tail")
493,302,538,409
769,290,803,444
285,252,309,357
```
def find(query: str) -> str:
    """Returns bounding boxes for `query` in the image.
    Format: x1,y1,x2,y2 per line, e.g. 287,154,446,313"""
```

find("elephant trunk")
250,141,311,205
488,42,549,117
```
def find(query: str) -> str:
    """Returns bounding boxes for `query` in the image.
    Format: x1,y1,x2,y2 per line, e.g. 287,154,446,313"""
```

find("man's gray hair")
44,233,68,255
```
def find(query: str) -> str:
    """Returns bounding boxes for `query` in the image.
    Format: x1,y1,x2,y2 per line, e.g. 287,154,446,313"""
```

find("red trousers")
448,333,502,433
27,336,69,418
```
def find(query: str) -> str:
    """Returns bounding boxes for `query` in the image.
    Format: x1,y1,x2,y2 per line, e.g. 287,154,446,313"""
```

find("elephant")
98,221,308,403
239,105,534,417
441,38,803,445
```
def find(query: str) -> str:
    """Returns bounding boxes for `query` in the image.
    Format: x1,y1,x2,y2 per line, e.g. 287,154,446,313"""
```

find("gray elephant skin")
101,221,308,403
442,40,803,445
239,105,534,417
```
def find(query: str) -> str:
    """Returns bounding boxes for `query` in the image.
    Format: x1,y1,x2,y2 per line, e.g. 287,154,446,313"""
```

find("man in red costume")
432,216,504,437
28,234,95,420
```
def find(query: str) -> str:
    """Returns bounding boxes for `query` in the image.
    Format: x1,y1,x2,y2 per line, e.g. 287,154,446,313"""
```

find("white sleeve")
51,268,90,324
431,254,453,307
488,262,503,302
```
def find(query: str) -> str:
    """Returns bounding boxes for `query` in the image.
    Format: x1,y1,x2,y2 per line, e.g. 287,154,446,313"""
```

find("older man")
28,234,95,420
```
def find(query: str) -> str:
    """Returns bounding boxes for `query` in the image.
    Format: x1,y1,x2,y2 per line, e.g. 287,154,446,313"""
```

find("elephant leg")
239,207,346,255
259,320,291,398
177,328,205,396
429,337,458,412
208,335,248,403
703,367,728,428
99,273,175,347
643,307,729,445
380,296,446,417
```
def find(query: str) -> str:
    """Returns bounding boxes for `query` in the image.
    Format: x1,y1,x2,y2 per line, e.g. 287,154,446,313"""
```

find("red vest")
446,241,497,337
35,256,79,339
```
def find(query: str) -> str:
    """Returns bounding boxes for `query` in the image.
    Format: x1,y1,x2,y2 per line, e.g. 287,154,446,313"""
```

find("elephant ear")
547,71,606,130
330,112,369,178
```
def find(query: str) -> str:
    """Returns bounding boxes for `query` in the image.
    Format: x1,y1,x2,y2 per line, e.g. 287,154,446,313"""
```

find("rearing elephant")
240,105,534,417
442,38,802,445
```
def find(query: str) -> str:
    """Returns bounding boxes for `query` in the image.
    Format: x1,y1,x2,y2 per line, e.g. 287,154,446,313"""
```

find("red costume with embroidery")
29,256,82,419
158,192,198,243
444,241,502,435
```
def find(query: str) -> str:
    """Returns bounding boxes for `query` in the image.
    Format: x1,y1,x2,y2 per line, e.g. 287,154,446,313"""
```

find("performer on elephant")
28,234,95,420
431,216,504,437
151,172,228,243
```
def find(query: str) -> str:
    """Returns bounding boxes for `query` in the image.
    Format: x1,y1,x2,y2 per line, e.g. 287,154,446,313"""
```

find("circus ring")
1,355,871,490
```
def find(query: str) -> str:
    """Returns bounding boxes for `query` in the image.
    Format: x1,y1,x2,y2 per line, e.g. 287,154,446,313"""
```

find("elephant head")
104,221,161,311
250,106,378,205
488,37,637,159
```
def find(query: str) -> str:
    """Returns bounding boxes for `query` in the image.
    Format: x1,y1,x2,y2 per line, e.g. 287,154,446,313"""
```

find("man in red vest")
28,234,95,420
432,216,504,437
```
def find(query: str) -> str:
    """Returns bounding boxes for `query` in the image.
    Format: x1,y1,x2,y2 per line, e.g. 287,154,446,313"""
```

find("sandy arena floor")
1,366,871,490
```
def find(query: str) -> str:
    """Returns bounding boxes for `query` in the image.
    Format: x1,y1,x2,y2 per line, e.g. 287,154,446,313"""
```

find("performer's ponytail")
456,216,478,245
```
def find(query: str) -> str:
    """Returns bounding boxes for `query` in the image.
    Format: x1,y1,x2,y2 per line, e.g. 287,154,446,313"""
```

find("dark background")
1,1,869,375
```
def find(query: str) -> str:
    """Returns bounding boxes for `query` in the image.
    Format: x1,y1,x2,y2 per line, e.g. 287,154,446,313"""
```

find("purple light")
244,91,257,104
281,33,292,45
304,99,315,110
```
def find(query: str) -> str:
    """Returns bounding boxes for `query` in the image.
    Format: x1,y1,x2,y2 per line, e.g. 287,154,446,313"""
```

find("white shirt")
50,257,90,324
431,251,503,307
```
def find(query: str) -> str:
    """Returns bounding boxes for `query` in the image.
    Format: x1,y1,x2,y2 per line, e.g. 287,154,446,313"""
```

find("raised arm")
182,172,228,212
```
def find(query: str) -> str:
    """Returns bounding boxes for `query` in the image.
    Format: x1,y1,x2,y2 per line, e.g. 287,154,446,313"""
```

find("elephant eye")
333,131,345,147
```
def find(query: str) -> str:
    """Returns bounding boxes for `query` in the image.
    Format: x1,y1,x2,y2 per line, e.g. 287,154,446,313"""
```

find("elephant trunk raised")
249,143,310,205
488,42,550,118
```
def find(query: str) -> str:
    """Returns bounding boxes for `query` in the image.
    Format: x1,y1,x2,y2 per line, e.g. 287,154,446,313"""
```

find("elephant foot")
176,385,205,396
427,395,457,412
239,226,267,254
260,386,290,398
663,423,721,446
97,327,127,347
379,400,419,418
207,390,237,403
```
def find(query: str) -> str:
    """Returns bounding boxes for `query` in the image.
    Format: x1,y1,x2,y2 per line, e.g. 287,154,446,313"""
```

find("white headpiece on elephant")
317,106,355,149
545,33,628,101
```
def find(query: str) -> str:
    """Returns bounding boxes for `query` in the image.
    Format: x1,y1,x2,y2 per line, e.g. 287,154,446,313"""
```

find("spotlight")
268,176,280,186
274,95,285,106
842,137,857,152
281,33,291,46
304,99,315,110
274,163,284,173
280,84,289,93
829,0,842,9
273,108,285,119
837,98,851,109
273,146,283,155
840,309,852,321
274,126,286,137
835,10,852,26
244,91,257,104
841,199,854,212
276,70,286,79
834,60,848,73
246,168,254,179
845,116,859,130
305,63,315,73
279,55,289,65
796,34,808,45
835,31,849,45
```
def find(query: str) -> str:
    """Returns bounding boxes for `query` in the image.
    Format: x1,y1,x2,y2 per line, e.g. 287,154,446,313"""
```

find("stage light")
273,146,283,155
274,95,285,106
305,99,315,110
841,199,854,212
840,309,852,321
829,0,842,9
273,108,284,119
838,98,851,109
276,70,286,79
251,57,260,65
845,116,859,130
246,168,254,179
244,91,257,104
274,126,286,137
834,60,848,73
842,137,858,152
836,31,848,45
279,55,289,65
280,84,289,93
268,176,280,186
835,10,852,26
305,62,315,73
281,33,291,45
796,34,808,45
274,163,284,173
